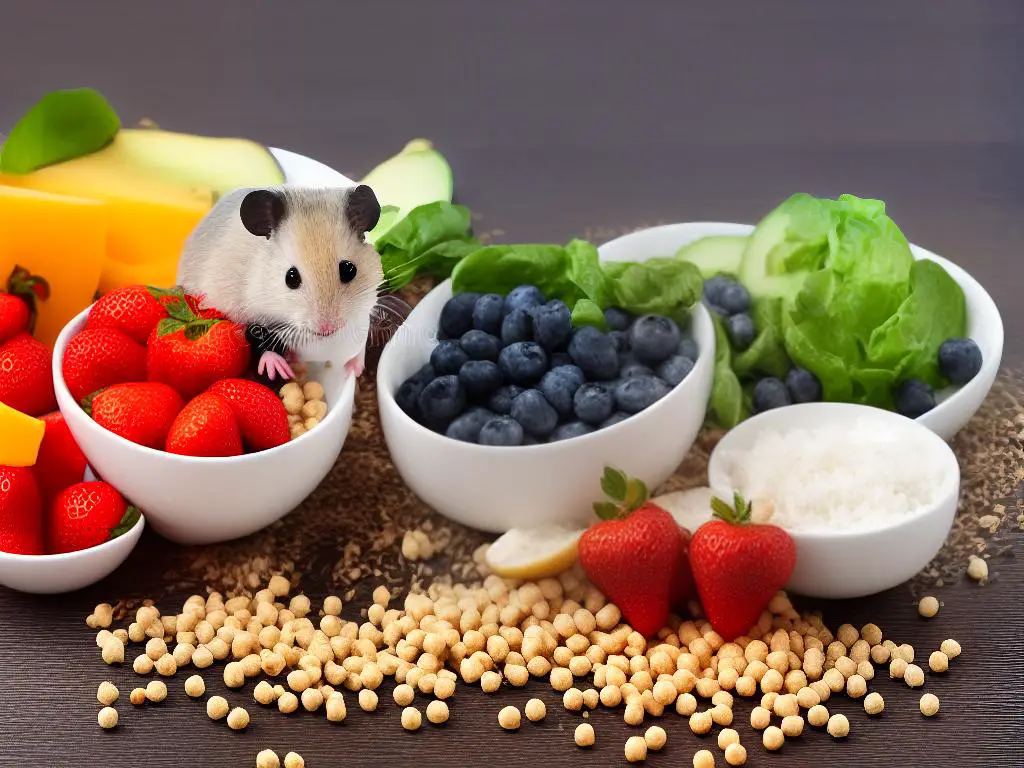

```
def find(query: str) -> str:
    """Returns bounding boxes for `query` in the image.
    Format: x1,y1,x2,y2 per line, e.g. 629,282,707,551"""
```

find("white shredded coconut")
717,419,948,533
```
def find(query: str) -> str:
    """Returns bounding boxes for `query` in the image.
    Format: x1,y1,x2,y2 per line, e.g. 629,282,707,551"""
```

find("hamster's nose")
318,322,338,335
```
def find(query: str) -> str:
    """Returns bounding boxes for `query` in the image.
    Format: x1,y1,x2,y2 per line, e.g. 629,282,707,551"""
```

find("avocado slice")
362,139,453,243
739,195,824,303
103,128,285,194
674,235,748,278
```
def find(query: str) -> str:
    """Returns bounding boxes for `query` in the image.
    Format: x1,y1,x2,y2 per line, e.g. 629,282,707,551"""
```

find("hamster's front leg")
246,324,295,382
344,348,366,378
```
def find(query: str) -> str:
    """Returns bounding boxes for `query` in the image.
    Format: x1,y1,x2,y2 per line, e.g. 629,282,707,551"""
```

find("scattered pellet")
97,707,118,729
283,753,304,768
574,722,595,747
920,693,940,716
693,749,715,768
807,705,829,727
724,743,747,766
185,675,205,698
762,726,785,751
498,705,521,730
97,682,119,706
717,728,740,749
967,555,988,582
644,725,667,751
207,696,229,720
918,596,940,618
145,680,168,704
929,651,949,673
227,707,250,730
625,736,648,763
525,698,546,722
864,691,884,715
426,700,449,724
256,749,280,768
402,706,422,731
827,713,850,738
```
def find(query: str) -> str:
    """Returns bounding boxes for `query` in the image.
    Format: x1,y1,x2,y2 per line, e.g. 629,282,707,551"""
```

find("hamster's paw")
344,350,366,379
258,350,295,381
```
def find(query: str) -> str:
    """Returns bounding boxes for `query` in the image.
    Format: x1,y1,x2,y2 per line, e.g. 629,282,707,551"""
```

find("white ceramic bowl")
47,148,360,546
707,402,960,599
377,282,716,534
0,513,145,594
599,223,1003,440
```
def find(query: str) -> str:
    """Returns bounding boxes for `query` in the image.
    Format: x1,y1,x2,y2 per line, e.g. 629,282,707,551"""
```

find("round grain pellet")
207,696,229,720
846,674,867,698
278,692,299,714
929,651,949,673
256,749,280,768
920,693,940,716
724,743,747,766
227,707,250,730
254,680,277,705
574,722,595,747
480,670,502,693
762,725,785,751
325,694,346,722
97,681,119,706
711,703,733,727
393,683,415,706
284,753,304,768
358,689,378,712
133,654,154,675
644,725,667,751
864,691,884,715
145,680,168,703
826,713,850,738
781,715,804,737
717,728,740,749
676,692,697,716
129,688,147,706
889,658,909,679
426,700,449,724
525,698,546,722
940,639,961,659
904,664,925,688
498,705,521,730
693,749,715,768
582,688,599,709
918,596,939,617
807,704,830,727
750,706,771,730
97,707,118,729
185,675,205,698
773,693,798,718
301,688,324,712
689,710,713,735
563,687,584,711
625,736,648,763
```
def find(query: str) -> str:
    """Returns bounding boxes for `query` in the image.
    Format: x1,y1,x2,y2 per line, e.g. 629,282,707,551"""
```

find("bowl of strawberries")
51,285,357,545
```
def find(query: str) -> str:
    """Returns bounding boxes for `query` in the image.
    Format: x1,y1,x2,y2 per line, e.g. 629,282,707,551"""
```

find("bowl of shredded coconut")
707,402,960,598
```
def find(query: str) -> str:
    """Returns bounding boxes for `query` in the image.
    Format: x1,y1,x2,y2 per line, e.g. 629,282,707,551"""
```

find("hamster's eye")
285,267,302,289
339,260,357,284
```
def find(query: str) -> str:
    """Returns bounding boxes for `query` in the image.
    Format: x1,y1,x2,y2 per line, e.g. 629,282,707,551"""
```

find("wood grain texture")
0,1,1022,766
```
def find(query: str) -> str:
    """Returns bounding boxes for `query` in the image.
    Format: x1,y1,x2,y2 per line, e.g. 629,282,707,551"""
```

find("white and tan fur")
176,184,383,378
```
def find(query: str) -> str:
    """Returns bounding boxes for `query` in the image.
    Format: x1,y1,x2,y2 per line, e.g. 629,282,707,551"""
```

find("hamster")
176,184,382,381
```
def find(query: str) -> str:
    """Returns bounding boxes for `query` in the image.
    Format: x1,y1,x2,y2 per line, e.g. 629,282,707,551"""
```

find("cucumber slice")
363,139,453,243
674,235,747,278
738,201,814,302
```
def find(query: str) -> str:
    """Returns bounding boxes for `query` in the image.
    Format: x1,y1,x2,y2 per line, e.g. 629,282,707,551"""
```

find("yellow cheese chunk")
0,186,107,347
0,402,45,467
96,254,180,294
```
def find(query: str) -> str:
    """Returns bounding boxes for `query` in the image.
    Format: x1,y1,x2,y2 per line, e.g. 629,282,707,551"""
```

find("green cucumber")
674,235,747,278
363,139,453,244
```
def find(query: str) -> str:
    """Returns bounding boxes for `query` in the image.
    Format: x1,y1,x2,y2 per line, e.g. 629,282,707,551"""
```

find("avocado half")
362,139,453,243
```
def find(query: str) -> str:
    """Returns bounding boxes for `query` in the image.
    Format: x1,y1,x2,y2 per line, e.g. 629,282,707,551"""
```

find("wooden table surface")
1,1,1021,766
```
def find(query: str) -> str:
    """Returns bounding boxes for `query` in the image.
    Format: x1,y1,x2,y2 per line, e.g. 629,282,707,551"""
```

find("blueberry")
603,307,632,332
621,362,654,379
656,355,694,387
532,300,572,351
503,284,546,316
614,376,670,414
429,340,469,375
487,384,525,415
725,313,755,351
416,375,466,429
445,407,495,443
568,326,619,380
395,363,436,419
573,383,615,425
608,330,631,353
785,367,822,403
938,338,983,385
550,421,595,442
539,365,585,418
550,352,573,369
460,330,502,361
678,337,699,362
478,416,524,446
498,341,549,385
472,293,505,335
501,308,533,346
718,282,752,315
629,315,681,365
438,292,479,338
459,360,503,398
599,411,631,429
702,275,732,305
510,389,559,438
895,378,936,418
752,377,792,413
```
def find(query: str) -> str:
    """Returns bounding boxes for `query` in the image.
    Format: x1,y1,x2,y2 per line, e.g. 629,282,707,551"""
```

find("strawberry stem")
593,466,649,520
710,492,752,525
111,506,141,539
6,265,49,335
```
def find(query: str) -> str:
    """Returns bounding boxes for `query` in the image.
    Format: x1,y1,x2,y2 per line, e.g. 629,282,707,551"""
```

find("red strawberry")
62,328,147,402
0,294,30,345
46,481,140,554
689,493,797,640
146,311,250,400
33,412,87,504
0,466,44,554
0,334,56,416
669,525,696,609
165,392,243,457
577,468,682,637
86,285,172,344
208,379,290,451
85,382,184,449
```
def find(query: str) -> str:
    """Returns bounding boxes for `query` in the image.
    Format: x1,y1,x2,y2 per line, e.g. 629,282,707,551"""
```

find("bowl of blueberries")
376,273,715,533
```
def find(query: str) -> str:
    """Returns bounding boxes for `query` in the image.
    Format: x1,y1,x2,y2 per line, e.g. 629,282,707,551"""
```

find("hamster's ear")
240,190,286,239
345,184,381,235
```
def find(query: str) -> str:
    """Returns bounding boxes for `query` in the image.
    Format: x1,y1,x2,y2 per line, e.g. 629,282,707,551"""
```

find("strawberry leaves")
594,466,650,520
7,265,49,334
152,288,219,341
111,505,141,539
710,492,752,525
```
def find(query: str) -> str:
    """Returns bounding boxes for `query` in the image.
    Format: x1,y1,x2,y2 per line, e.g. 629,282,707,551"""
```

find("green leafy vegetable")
451,244,580,299
602,257,703,326
565,239,614,308
731,297,790,379
0,88,120,174
570,298,607,330
377,202,480,289
709,315,746,428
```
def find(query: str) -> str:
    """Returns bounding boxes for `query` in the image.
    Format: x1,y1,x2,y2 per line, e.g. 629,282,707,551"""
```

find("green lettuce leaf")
732,297,790,379
570,298,607,330
709,315,746,428
451,244,582,300
377,202,479,289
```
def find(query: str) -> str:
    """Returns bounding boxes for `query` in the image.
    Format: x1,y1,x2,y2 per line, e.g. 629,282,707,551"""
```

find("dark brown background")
0,1,1021,766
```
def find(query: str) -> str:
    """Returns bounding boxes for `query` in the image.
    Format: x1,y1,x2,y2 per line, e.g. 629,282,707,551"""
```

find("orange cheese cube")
0,186,107,347
0,402,45,467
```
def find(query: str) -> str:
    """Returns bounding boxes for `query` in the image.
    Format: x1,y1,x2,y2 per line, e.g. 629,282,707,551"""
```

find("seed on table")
896,644,915,663
717,728,740,749
750,706,771,730
693,749,715,768
827,713,850,738
773,693,798,718
711,690,733,709
268,575,290,598
920,693,940,716
967,555,988,581
689,710,713,735
207,696,229,720
864,691,884,715
807,704,829,727
97,707,118,730
284,753,304,768
918,596,940,618
574,722,595,747
498,705,521,730
781,715,804,737
227,707,250,730
358,689,378,712
254,681,277,705
192,646,215,669
256,749,280,768
301,688,324,712
402,706,422,731
97,681,119,706
563,687,584,711
224,662,245,688
724,743,747,766
426,700,449,724
524,698,546,722
846,674,867,698
480,670,502,693
278,692,299,714
129,688,147,706
940,639,962,659
644,725,667,751
762,726,785,751
185,675,206,698
929,651,949,673
676,692,697,716
890,658,909,679
133,654,154,675
711,704,733,727
325,694,346,722
101,637,125,665
155,654,177,677
582,688,599,709
625,736,648,763
393,684,415,706
146,680,168,703
904,664,925,688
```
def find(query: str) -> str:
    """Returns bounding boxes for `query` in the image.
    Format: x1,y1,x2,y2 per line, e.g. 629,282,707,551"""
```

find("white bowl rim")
0,513,145,563
707,401,961,541
377,284,715,454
